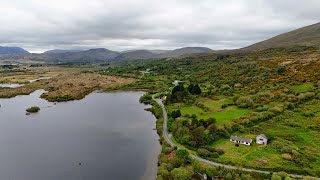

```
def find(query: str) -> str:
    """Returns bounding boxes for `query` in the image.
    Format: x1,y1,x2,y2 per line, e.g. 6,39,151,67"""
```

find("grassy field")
210,99,320,176
169,97,251,126
290,83,315,92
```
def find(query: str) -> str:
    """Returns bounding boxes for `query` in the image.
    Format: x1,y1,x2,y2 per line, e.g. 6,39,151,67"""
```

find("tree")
193,84,202,94
226,173,233,180
176,149,190,163
171,110,181,118
240,174,254,180
158,165,170,179
170,167,192,180
206,117,216,126
271,174,282,180
187,84,194,94
171,156,184,168
172,84,185,94
277,172,289,179
197,148,211,158
191,126,206,147
188,84,202,95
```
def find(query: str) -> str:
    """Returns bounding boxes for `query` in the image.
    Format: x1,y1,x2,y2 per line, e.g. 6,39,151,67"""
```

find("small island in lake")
26,106,40,113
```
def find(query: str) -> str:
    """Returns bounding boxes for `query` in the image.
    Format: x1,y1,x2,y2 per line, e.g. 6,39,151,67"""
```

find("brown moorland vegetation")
0,67,135,101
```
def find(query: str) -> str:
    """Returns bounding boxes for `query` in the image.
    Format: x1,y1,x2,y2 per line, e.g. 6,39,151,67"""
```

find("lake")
0,90,161,180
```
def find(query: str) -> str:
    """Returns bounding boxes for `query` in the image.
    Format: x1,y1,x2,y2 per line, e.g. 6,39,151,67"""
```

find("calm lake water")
0,90,161,180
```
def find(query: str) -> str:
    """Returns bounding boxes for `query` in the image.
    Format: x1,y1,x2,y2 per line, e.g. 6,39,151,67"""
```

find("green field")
210,99,320,175
290,83,314,92
170,97,251,126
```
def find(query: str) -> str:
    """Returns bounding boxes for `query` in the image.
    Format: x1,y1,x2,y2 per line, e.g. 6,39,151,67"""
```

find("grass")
209,99,320,175
171,97,251,126
290,82,314,92
199,106,250,126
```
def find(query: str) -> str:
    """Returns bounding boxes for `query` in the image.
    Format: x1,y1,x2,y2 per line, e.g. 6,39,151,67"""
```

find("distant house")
256,134,268,145
172,80,183,86
230,136,252,146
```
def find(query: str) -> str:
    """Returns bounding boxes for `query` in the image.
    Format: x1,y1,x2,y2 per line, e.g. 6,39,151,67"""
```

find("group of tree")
188,84,202,94
166,83,202,103
172,115,228,153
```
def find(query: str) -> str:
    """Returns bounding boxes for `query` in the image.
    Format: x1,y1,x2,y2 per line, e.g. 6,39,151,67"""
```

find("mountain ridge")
242,22,320,51
0,46,30,55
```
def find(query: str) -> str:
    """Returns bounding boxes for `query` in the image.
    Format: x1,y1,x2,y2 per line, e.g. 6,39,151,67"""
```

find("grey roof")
257,134,268,139
230,136,252,143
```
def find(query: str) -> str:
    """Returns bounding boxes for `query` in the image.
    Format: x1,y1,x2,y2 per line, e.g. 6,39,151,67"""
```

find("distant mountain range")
1,22,320,62
44,49,85,54
0,46,30,55
0,47,213,62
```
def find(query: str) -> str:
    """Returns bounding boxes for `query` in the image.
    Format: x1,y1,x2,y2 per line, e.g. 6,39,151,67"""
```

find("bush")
26,106,40,113
170,167,192,180
298,92,315,102
302,111,315,117
197,148,211,158
188,84,202,95
271,174,282,180
139,93,152,104
226,173,233,180
235,96,254,108
176,149,190,163
171,110,182,119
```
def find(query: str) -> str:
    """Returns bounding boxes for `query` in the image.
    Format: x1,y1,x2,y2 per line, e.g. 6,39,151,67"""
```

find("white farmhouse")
230,136,252,146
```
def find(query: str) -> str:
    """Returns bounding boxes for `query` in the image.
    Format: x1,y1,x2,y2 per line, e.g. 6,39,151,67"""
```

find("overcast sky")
0,0,319,52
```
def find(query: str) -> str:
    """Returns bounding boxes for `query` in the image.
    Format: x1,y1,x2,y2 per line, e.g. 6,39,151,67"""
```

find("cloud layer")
0,0,319,52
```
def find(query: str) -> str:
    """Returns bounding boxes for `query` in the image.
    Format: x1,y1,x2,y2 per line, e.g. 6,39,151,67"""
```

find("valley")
1,22,320,180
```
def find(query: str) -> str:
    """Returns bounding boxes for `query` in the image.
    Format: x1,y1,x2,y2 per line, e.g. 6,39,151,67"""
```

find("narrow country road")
152,95,319,179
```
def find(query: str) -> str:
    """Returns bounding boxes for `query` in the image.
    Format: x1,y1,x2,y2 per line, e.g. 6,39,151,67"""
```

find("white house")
256,134,268,145
172,80,182,86
230,136,252,146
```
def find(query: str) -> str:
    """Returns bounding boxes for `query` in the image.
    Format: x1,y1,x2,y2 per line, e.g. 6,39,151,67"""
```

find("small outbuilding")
230,136,252,146
256,134,268,145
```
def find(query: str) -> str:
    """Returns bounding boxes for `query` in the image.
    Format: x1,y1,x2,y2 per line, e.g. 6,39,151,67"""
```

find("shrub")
235,96,254,108
268,106,283,114
211,152,219,158
197,148,211,158
302,111,315,117
226,173,233,180
221,104,228,108
188,84,202,95
176,149,190,163
26,106,40,113
171,110,181,118
298,92,315,102
170,167,192,180
271,174,282,180
284,102,295,109
139,93,152,104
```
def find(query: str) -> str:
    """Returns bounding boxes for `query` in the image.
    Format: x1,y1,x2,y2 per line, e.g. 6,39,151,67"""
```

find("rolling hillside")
243,22,320,51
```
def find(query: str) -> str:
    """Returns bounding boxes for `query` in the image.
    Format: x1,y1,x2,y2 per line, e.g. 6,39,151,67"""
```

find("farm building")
230,136,252,146
256,134,268,145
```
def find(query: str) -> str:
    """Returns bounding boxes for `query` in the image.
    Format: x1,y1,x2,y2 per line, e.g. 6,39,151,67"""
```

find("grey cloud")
0,0,319,52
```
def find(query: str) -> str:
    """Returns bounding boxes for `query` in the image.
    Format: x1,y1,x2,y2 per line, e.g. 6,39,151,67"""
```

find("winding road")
152,95,319,179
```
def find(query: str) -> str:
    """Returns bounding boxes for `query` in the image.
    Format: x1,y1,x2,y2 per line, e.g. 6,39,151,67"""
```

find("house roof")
230,136,252,143
257,134,268,139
